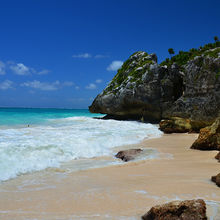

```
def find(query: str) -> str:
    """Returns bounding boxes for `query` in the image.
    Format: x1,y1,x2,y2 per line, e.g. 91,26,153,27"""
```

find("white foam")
0,117,162,181
205,200,220,220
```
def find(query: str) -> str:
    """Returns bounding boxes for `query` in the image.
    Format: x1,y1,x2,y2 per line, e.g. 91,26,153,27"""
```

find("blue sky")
0,0,219,108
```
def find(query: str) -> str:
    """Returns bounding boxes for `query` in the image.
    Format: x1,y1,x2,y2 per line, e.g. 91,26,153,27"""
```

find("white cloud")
94,54,109,59
95,79,103,84
0,61,6,75
85,79,102,90
85,83,97,90
63,81,74,86
37,69,50,75
21,80,60,91
72,53,92,58
10,63,30,75
0,80,13,90
75,86,80,90
8,62,50,76
21,80,75,91
72,53,109,59
107,60,123,71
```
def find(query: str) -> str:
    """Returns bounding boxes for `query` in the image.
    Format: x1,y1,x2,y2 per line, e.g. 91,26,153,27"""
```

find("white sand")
0,133,219,219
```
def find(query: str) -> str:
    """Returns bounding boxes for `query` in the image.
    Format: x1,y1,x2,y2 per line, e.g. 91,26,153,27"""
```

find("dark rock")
115,149,143,162
191,117,220,151
159,117,192,133
164,54,220,127
142,199,207,220
215,152,220,162
211,173,220,187
89,51,184,123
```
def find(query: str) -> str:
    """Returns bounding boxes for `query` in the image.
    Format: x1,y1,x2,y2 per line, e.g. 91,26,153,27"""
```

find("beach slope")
0,133,219,219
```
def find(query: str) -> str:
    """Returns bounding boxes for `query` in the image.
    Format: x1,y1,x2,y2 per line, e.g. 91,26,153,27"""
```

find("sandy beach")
0,133,219,219
1,1,219,219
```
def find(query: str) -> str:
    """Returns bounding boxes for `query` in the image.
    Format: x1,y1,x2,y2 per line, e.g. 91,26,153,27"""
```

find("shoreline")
0,133,219,219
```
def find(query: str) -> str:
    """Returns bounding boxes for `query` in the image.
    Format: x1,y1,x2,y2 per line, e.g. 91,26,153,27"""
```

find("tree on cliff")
214,36,219,42
168,48,175,57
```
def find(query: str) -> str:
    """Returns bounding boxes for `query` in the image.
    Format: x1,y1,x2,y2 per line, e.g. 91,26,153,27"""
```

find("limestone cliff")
164,48,220,129
89,42,220,129
89,52,184,122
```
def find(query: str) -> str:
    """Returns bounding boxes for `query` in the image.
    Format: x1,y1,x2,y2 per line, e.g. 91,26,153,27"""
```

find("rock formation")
142,199,207,220
215,152,220,162
163,51,220,130
159,117,192,133
115,149,143,162
89,43,220,131
211,173,220,187
191,117,220,150
90,51,183,123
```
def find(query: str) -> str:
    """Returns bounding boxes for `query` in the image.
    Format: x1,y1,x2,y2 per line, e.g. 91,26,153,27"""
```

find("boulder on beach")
211,173,220,187
159,117,192,133
191,117,220,151
142,199,207,220
115,149,143,162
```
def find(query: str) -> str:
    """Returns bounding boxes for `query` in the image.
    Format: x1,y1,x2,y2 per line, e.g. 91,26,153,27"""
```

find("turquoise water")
0,108,102,126
0,108,162,181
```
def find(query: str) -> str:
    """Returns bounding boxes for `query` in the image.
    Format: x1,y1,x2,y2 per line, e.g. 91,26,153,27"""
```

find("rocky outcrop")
211,173,220,187
142,199,207,220
89,51,184,122
89,44,220,130
159,117,192,133
115,149,143,162
191,117,220,150
163,53,220,128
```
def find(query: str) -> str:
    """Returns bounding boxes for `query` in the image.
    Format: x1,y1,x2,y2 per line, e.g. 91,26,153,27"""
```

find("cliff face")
89,52,184,122
89,44,220,128
164,52,220,128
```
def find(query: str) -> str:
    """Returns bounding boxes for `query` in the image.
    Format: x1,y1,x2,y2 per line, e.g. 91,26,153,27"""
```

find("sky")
0,0,219,108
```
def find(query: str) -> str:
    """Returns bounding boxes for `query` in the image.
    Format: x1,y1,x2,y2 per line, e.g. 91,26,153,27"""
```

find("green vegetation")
103,51,154,94
129,60,153,82
160,42,220,67
103,40,220,95
214,36,219,42
168,48,175,57
204,47,220,58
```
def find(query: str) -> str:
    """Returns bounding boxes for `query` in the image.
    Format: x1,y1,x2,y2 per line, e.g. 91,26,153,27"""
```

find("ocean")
0,108,162,181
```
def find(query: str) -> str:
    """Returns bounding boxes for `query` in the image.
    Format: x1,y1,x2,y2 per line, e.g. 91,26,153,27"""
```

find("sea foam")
0,117,162,181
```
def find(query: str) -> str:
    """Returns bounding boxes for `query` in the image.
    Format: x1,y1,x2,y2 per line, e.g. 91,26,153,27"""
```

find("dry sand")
0,133,219,219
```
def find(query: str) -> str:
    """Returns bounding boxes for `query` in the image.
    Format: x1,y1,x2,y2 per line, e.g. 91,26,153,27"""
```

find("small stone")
115,149,143,162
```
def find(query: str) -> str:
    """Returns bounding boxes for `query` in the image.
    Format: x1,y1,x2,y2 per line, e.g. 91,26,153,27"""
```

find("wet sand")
0,133,219,219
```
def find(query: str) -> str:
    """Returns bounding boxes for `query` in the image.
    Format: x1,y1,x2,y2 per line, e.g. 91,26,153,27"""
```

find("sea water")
0,108,162,181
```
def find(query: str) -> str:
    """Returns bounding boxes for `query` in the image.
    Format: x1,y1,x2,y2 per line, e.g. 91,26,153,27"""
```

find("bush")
160,42,220,67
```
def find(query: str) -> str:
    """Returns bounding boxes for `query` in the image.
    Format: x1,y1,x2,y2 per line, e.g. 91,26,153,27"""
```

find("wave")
0,117,162,181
